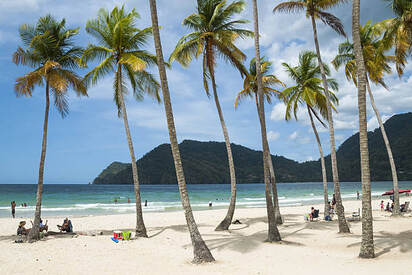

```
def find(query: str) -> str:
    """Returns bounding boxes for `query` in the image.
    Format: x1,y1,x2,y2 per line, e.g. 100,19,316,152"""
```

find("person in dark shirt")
11,201,16,218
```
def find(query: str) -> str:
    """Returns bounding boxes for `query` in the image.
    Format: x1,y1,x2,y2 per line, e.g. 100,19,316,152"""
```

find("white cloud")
267,131,280,141
270,103,286,121
367,114,392,131
289,131,298,140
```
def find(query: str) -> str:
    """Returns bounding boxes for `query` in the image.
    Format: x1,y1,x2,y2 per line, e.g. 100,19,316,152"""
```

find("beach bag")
122,231,131,240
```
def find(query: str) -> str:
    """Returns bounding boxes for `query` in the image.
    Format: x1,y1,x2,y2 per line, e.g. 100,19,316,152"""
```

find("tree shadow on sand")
347,230,412,257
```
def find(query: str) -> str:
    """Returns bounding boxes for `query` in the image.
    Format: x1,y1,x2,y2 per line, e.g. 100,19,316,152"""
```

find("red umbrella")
381,189,411,196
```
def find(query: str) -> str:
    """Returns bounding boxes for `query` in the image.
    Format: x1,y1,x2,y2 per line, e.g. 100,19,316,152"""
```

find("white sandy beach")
1,198,411,275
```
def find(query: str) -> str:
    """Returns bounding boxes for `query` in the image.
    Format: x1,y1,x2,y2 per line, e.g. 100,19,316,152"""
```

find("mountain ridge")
93,112,412,184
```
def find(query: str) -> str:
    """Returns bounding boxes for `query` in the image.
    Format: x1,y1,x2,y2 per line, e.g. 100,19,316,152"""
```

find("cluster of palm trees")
13,0,411,263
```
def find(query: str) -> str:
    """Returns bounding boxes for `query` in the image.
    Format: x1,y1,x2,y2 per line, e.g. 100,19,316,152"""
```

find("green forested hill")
93,112,412,184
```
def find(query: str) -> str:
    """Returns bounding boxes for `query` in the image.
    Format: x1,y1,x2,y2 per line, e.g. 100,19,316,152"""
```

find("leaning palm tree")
281,51,339,220
332,21,401,215
169,0,253,231
81,6,161,238
274,0,350,233
235,57,285,224
379,0,412,76
252,0,281,241
148,0,215,263
353,0,375,258
13,15,87,241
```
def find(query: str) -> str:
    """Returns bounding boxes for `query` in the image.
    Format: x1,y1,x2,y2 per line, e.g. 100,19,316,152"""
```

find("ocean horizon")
1,181,411,218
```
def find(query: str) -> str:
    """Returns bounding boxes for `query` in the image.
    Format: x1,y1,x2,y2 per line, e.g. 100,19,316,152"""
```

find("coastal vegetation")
10,0,412,264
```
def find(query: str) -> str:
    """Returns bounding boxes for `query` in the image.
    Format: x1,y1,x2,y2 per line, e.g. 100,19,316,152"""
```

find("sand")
1,197,412,275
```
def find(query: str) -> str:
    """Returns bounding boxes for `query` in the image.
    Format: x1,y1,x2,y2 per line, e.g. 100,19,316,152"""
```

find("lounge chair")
350,208,361,221
401,201,410,213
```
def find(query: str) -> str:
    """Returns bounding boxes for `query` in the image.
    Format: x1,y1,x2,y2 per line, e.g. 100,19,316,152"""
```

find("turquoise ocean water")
1,181,411,218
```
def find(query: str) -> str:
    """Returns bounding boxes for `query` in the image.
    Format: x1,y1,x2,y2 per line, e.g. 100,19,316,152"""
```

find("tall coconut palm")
332,21,401,215
281,51,339,219
379,0,412,76
353,0,374,258
235,57,285,224
251,0,281,241
273,0,350,233
169,0,253,231
13,15,87,241
148,0,215,263
81,6,161,238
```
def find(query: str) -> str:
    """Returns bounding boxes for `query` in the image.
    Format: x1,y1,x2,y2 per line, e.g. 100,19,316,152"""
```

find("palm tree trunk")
353,0,374,258
28,81,50,242
252,0,281,242
308,106,329,219
366,78,399,215
255,93,282,224
148,0,214,263
310,14,350,233
116,64,147,238
208,66,237,231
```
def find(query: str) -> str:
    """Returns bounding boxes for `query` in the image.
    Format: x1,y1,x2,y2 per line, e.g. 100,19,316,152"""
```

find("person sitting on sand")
40,219,48,232
391,202,394,212
57,218,73,233
309,207,315,221
385,202,390,212
400,203,406,212
17,221,30,236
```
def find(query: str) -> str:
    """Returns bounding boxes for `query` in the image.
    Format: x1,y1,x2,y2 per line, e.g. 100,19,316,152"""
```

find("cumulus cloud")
289,131,298,140
267,131,280,141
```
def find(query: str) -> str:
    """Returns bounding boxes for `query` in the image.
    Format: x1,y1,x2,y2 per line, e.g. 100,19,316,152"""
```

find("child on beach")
380,201,384,211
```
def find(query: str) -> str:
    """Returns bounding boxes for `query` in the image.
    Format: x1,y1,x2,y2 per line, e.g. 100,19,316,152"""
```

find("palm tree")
281,51,339,220
148,0,215,263
81,6,161,238
352,0,374,258
273,0,350,233
235,57,285,224
12,15,87,241
332,21,401,215
169,0,253,231
251,0,281,242
379,0,412,76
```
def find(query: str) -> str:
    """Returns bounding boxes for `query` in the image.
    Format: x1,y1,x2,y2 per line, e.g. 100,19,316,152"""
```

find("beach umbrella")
381,189,411,196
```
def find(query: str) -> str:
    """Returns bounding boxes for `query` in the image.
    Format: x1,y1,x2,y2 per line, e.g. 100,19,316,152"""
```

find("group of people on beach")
381,199,409,213
10,201,29,219
16,218,73,237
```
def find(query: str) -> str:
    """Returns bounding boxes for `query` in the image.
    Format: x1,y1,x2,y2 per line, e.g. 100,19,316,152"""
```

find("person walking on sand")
11,201,16,218
356,191,360,200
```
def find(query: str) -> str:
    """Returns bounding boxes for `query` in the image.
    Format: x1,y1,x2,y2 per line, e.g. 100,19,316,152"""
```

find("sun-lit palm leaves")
282,51,338,122
332,21,395,88
169,0,253,94
235,57,285,108
379,0,412,76
13,15,87,117
273,0,348,37
81,6,160,115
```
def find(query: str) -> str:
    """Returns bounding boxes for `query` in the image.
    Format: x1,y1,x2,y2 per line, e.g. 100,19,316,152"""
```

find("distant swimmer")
127,198,131,203
209,201,212,207
114,198,118,204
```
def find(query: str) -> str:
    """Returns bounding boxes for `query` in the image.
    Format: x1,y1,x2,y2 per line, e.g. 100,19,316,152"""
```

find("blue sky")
0,0,411,184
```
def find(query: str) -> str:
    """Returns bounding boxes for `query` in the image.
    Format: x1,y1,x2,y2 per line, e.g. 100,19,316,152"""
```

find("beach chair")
351,208,361,221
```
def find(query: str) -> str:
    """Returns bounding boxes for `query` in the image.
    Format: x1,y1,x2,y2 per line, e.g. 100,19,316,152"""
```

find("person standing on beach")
11,201,16,218
356,191,360,200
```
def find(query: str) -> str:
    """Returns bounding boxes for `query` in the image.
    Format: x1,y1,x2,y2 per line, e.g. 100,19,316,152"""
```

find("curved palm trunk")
28,81,50,242
255,94,282,224
308,106,329,219
148,0,215,263
117,64,147,238
253,0,281,241
208,69,237,231
310,14,350,233
353,0,374,258
366,78,399,215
